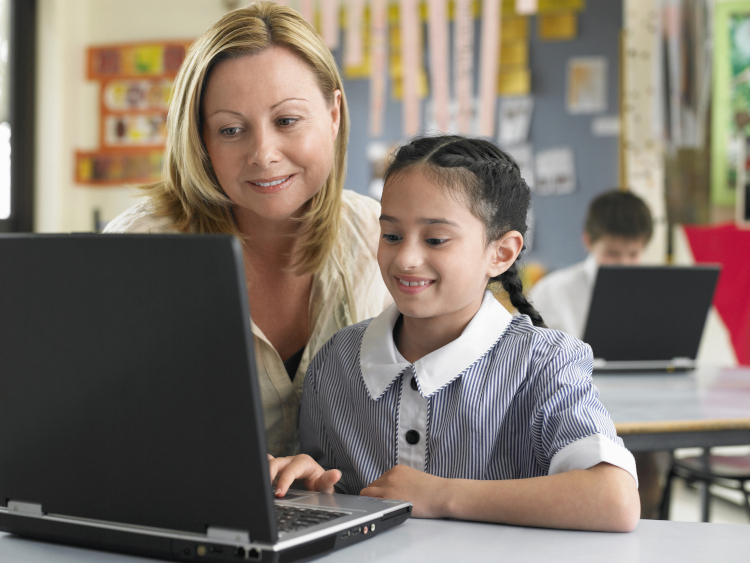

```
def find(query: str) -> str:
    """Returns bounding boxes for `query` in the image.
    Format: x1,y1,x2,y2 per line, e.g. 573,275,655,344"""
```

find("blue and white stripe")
299,291,638,494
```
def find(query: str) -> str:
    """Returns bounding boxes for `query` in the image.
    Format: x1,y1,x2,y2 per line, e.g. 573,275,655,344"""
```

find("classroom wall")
34,1,653,274
35,0,227,233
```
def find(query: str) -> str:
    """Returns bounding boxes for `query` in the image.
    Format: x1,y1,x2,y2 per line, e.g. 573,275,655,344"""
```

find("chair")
659,451,750,521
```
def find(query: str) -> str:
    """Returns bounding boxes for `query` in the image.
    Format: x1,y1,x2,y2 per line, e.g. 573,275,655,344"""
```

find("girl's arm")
360,461,640,532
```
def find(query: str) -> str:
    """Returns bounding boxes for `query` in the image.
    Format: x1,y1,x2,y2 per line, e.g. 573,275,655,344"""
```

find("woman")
105,2,390,456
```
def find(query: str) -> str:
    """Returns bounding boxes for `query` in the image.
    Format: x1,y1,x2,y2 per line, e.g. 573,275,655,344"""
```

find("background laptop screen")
582,265,720,364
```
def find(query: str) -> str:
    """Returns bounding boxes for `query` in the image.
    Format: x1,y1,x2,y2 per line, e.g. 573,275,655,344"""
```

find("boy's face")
583,233,647,266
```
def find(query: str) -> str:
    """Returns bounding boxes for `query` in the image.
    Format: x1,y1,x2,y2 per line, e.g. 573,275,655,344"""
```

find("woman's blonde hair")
143,1,349,274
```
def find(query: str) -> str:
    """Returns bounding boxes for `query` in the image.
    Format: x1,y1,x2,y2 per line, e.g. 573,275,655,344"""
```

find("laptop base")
0,506,411,563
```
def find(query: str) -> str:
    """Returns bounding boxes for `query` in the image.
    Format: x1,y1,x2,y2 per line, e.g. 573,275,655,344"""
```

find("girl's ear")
487,230,524,278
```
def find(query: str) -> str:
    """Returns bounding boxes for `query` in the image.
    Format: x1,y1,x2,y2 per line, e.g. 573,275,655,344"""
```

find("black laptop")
0,234,411,562
582,265,720,372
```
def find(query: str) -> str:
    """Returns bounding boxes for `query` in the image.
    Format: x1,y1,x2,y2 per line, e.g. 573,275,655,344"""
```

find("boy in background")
529,189,665,519
529,189,653,339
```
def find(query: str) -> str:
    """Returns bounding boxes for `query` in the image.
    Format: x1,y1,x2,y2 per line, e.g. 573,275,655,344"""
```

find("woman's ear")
487,230,524,278
330,89,342,140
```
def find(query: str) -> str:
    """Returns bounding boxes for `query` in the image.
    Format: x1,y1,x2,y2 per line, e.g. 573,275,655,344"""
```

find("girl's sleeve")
531,342,639,486
298,340,338,472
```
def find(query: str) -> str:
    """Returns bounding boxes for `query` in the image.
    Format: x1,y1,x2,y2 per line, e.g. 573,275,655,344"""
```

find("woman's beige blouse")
104,190,391,456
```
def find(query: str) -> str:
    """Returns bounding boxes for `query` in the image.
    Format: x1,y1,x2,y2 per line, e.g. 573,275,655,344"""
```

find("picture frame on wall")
711,1,750,207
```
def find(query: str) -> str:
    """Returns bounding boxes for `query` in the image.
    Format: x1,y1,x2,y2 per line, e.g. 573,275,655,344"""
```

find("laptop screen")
582,265,720,364
0,234,277,541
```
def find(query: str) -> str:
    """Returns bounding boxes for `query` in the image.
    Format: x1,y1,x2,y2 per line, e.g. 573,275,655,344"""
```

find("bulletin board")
340,0,621,271
75,40,192,186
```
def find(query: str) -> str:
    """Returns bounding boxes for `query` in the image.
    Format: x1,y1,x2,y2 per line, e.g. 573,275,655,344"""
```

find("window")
0,0,35,233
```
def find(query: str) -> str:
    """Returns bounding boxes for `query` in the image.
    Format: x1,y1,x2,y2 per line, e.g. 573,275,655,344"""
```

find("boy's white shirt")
358,290,638,485
527,255,598,339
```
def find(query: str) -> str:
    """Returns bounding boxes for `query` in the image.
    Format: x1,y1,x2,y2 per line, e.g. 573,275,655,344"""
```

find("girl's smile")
394,275,436,294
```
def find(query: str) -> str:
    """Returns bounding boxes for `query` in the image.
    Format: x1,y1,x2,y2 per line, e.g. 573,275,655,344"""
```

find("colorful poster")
79,41,190,186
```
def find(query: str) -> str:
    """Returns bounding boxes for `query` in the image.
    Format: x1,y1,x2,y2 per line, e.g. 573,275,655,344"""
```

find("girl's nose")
393,239,423,270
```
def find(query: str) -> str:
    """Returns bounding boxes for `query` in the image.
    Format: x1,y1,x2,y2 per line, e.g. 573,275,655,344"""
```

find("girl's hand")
360,465,449,519
268,454,341,497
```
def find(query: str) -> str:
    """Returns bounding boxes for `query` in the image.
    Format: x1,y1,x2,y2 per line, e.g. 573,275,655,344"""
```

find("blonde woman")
105,2,390,457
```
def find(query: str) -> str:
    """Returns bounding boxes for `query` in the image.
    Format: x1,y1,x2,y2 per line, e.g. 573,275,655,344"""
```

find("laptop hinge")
670,357,694,369
206,526,250,544
7,501,44,518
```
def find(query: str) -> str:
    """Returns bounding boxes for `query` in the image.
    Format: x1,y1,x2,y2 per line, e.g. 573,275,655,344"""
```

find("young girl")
269,136,640,532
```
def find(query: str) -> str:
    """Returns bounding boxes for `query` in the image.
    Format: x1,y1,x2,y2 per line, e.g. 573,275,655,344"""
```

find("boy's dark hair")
383,135,546,328
584,190,653,243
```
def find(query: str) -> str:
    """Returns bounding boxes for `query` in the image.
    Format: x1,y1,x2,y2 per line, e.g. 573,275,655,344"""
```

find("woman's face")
202,47,341,224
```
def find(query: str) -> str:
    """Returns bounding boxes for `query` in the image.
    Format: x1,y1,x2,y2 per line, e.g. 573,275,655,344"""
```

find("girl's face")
378,167,514,326
201,47,341,224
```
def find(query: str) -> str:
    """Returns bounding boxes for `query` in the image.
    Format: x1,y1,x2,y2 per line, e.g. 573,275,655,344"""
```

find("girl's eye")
277,117,298,127
426,238,447,246
382,233,402,243
220,127,241,137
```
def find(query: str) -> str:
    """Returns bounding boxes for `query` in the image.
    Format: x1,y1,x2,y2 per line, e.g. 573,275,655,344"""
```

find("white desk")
595,366,750,452
1,518,748,563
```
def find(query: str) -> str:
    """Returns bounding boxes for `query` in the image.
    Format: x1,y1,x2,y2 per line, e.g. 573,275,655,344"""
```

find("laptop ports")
234,547,246,558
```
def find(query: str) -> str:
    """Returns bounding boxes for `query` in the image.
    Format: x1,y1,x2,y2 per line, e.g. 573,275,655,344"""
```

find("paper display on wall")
454,0,474,134
427,0,451,132
567,56,608,114
535,147,576,195
498,96,534,147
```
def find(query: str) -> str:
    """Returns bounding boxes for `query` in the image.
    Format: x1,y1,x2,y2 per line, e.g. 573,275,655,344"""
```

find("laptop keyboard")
275,505,348,533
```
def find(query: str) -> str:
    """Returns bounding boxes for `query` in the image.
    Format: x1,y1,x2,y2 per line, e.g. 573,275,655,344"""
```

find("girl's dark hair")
383,135,546,328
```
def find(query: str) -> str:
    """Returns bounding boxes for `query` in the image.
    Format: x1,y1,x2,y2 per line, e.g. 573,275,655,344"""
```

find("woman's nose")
249,128,280,168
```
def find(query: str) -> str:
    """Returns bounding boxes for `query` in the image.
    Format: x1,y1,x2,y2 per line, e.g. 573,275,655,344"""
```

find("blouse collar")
360,290,513,400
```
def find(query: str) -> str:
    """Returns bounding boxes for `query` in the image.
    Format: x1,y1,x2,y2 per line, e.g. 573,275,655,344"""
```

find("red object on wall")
684,224,750,365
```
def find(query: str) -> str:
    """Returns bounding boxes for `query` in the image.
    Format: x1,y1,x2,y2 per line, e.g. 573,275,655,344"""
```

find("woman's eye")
220,127,241,137
426,238,447,246
277,117,298,127
382,233,402,243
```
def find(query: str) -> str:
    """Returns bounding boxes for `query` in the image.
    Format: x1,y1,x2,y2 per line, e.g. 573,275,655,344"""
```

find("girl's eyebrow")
379,214,459,227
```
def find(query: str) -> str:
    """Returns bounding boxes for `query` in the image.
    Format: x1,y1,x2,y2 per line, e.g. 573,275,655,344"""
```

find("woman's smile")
247,174,295,194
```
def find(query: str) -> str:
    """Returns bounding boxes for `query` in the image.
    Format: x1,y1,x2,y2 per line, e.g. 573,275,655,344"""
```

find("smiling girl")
271,136,640,532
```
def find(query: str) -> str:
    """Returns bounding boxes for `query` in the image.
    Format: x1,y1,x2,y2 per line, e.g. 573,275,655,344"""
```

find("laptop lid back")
582,265,720,364
0,234,276,542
